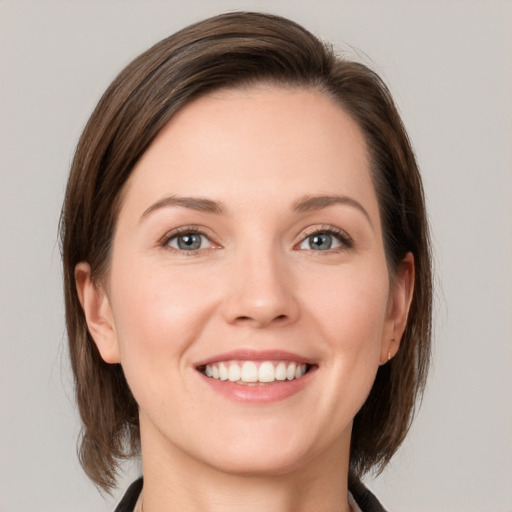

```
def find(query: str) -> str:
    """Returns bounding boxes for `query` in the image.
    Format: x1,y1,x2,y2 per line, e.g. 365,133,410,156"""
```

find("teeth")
286,362,296,380
228,363,241,382
275,362,287,381
218,363,228,381
203,361,309,384
258,362,275,383
240,361,258,382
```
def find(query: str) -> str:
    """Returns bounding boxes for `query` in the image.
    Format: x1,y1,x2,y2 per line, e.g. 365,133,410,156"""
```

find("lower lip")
198,369,315,403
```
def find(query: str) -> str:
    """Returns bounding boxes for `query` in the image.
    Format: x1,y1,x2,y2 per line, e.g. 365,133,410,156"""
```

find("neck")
139,422,353,512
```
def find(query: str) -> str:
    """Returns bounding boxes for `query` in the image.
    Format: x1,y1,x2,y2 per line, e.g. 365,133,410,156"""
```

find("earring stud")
388,337,395,362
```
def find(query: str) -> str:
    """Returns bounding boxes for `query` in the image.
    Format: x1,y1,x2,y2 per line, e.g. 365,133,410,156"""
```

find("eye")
165,230,213,251
298,229,351,251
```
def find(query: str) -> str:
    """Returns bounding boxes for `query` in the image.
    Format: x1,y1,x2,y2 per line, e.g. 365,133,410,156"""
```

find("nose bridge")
221,235,298,327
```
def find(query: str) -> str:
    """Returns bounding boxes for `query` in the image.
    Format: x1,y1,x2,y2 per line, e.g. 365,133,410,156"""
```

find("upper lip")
194,349,314,368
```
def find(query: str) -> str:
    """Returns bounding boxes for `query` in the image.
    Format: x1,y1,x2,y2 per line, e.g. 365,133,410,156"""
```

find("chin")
189,419,345,479
204,443,313,478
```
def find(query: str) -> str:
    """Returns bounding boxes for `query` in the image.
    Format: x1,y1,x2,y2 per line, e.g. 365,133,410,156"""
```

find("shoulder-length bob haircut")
60,11,432,491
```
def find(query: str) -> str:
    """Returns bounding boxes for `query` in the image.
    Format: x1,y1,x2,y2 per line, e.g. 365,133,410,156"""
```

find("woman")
60,11,432,512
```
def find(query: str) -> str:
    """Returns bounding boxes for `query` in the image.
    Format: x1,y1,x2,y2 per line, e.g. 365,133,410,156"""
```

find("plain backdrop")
1,1,511,511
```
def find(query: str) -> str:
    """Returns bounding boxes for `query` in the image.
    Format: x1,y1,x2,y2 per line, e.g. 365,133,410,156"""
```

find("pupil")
310,233,332,250
178,234,201,250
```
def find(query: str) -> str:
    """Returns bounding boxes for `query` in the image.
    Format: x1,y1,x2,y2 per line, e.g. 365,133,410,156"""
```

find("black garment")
350,477,388,512
114,478,143,512
114,477,387,512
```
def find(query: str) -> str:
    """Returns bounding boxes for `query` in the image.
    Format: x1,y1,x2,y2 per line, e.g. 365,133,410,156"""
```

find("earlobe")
380,252,415,364
75,262,121,364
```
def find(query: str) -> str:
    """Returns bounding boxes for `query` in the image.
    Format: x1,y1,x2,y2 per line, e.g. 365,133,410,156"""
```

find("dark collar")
114,478,143,512
349,477,388,512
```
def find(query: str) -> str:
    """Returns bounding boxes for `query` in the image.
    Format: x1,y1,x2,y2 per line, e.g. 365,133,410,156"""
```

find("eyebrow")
139,193,372,227
292,194,373,227
140,195,224,222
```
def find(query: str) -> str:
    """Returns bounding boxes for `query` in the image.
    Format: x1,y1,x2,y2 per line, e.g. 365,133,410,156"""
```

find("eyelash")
159,225,353,254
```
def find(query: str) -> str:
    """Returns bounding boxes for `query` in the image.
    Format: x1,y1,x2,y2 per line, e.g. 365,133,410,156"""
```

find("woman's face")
79,85,413,477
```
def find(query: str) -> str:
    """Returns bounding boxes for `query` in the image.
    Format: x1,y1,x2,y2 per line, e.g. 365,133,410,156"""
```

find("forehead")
120,84,377,220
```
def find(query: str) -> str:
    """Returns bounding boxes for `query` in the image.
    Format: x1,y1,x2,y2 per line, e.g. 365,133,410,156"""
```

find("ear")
75,262,121,364
380,252,415,365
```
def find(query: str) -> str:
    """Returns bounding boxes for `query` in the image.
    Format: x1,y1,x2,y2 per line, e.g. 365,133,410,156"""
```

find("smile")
201,361,310,384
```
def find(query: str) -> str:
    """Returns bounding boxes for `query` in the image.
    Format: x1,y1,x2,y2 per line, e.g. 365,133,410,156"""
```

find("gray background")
1,1,511,511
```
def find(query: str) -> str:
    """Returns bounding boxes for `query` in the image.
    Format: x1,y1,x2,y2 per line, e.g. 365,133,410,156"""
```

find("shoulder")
114,478,143,512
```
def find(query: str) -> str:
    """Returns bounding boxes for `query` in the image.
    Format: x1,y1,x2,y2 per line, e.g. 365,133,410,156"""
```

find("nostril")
235,313,288,323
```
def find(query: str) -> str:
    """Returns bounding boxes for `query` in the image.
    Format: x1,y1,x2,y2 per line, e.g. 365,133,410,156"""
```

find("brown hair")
60,11,432,490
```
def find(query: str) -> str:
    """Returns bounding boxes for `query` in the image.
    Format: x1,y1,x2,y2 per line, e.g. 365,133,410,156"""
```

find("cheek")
108,259,221,367
306,265,390,346
281,264,391,447
303,263,390,407
107,262,224,416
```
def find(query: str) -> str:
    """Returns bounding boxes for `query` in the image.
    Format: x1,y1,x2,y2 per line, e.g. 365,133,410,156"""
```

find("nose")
220,246,300,328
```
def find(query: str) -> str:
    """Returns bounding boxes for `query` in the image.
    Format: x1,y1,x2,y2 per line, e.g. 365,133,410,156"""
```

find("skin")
76,85,414,512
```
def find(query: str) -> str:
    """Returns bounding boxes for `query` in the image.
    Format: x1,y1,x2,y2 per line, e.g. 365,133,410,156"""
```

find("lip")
194,349,317,404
